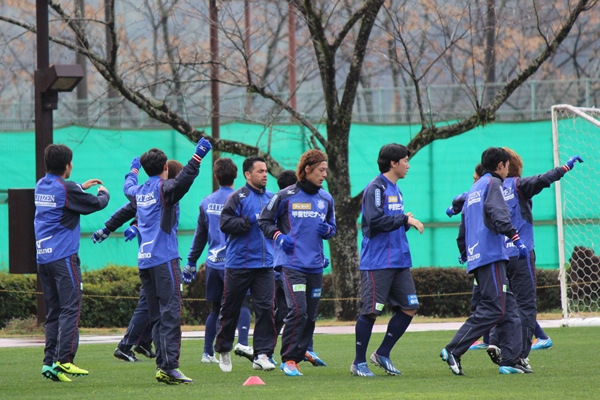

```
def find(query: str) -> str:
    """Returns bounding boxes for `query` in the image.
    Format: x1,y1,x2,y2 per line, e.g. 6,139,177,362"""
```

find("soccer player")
182,157,254,364
259,149,336,377
35,144,110,382
486,148,582,370
274,169,327,367
350,143,424,377
440,147,526,375
123,137,211,384
92,160,183,362
214,156,276,373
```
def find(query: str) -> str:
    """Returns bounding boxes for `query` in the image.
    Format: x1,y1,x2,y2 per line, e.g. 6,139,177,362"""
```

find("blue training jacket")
461,173,516,272
259,180,335,273
187,186,235,269
359,174,411,270
123,158,199,269
34,174,110,264
220,183,274,269
502,166,567,257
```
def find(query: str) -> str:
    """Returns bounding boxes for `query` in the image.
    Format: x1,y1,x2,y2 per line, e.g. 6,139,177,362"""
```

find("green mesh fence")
0,120,562,271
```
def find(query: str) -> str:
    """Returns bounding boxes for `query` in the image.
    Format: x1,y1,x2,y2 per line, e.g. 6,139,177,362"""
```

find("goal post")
551,105,600,327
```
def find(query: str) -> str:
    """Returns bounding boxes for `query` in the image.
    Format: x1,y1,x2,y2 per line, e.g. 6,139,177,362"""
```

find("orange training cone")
243,376,266,386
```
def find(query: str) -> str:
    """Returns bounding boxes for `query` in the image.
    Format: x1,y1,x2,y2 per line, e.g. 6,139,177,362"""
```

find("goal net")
552,105,600,327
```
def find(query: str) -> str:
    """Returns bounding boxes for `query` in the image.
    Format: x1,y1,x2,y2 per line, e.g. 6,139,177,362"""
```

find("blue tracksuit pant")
446,261,522,366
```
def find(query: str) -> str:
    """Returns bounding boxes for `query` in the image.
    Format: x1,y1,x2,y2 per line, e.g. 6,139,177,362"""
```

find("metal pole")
35,0,51,325
288,3,297,113
210,0,220,191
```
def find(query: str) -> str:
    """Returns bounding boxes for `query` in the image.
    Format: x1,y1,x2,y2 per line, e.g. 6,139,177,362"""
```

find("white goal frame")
551,104,600,327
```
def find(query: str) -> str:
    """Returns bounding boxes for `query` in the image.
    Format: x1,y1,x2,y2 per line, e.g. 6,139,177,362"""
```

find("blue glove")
565,155,583,170
195,137,212,159
513,238,528,260
124,225,139,242
446,206,455,218
92,227,110,243
458,255,467,265
130,156,141,173
316,222,332,237
323,257,330,269
249,213,259,224
277,233,295,254
182,263,197,284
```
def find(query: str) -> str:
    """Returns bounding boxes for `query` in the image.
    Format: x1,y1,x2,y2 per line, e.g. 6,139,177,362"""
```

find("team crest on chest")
317,200,325,210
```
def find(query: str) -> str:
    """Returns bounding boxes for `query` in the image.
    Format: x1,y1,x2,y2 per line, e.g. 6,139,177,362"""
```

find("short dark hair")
44,144,73,175
214,158,238,186
474,163,485,179
481,147,511,172
167,160,183,179
377,143,410,173
277,170,297,190
140,148,168,177
242,156,266,174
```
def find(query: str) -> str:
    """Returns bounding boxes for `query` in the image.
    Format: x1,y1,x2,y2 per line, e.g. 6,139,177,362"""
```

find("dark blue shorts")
359,268,419,315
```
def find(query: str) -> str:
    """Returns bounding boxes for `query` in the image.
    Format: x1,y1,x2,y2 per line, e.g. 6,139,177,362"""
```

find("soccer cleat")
155,368,193,385
517,357,534,373
201,353,219,364
133,343,156,358
219,352,232,373
350,362,375,377
165,368,193,384
269,355,278,365
486,345,502,365
114,348,141,362
369,352,401,376
440,348,465,376
234,343,254,362
531,338,553,350
55,361,89,376
304,350,327,366
499,365,526,374
281,360,303,376
42,364,71,382
253,354,276,371
468,340,489,351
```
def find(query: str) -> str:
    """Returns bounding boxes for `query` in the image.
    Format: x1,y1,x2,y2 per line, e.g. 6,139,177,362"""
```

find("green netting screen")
0,121,562,271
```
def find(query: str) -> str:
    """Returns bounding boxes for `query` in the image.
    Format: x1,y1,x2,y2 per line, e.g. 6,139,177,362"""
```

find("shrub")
0,265,562,327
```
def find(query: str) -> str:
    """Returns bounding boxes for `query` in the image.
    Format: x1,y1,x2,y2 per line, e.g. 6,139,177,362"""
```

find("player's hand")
408,216,424,234
124,225,139,242
512,237,528,260
97,185,108,194
446,206,455,218
81,179,103,190
275,233,294,254
323,257,330,269
565,155,583,170
182,263,197,284
458,254,467,265
316,222,334,238
92,227,110,243
130,156,141,174
248,213,259,224
194,137,212,160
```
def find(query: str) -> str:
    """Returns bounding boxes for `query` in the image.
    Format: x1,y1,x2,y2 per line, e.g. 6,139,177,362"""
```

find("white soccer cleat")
234,343,254,361
219,352,232,372
252,354,276,371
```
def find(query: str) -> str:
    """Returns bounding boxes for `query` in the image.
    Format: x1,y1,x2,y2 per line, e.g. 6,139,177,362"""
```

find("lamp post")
19,0,85,325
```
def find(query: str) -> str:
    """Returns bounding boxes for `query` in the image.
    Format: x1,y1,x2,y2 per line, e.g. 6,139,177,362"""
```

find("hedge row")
0,266,560,329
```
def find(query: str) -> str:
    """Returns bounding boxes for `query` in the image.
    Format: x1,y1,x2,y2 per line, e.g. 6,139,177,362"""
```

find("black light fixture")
35,64,84,110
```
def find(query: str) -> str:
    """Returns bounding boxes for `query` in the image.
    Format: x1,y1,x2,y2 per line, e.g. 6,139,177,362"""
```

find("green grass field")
1,327,598,399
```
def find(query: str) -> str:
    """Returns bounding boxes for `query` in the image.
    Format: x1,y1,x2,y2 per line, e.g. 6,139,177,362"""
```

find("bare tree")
0,0,597,319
